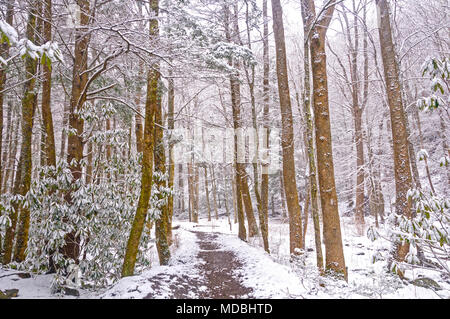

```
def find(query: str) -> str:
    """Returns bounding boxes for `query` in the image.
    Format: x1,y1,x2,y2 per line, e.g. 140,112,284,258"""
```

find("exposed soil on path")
195,232,253,298
144,231,253,299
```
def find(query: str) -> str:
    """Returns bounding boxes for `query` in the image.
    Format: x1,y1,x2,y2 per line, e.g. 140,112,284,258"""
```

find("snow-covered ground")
1,214,449,299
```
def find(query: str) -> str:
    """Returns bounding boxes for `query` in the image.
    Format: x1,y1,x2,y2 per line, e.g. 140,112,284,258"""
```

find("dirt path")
144,231,253,299
196,232,253,298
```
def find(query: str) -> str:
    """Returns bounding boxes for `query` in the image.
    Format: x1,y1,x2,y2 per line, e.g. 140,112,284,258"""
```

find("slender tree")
0,0,14,191
167,68,175,244
153,55,171,265
300,0,323,271
271,0,303,254
224,4,247,241
122,0,160,276
376,0,413,276
301,0,346,277
259,0,270,253
41,0,56,167
9,0,39,262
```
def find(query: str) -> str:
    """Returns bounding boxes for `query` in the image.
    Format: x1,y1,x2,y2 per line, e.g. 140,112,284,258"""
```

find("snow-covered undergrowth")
101,228,202,299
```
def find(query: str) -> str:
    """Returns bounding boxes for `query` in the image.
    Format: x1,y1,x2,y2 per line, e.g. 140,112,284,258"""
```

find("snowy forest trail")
103,223,308,299
142,231,253,299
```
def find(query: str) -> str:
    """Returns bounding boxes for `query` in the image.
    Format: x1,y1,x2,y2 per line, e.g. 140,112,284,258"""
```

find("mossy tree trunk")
41,0,56,167
121,0,161,276
9,0,39,263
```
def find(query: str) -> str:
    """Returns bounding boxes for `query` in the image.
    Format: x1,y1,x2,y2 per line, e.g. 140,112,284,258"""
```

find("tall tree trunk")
259,0,270,253
67,0,90,172
231,4,258,238
10,1,39,262
121,0,160,276
376,0,413,276
271,0,303,254
62,0,91,263
300,0,324,271
341,2,366,236
167,68,175,245
0,0,14,192
224,4,247,241
153,54,170,265
41,0,56,167
242,1,263,233
302,0,346,277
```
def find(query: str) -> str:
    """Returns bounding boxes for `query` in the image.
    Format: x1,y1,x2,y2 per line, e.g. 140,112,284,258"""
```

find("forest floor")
1,214,450,299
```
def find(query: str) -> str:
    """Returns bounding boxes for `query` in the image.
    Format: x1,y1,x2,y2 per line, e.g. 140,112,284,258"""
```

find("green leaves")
418,56,449,112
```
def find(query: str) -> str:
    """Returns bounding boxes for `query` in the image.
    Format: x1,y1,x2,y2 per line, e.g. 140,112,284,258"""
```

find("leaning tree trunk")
121,0,160,276
376,0,413,276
